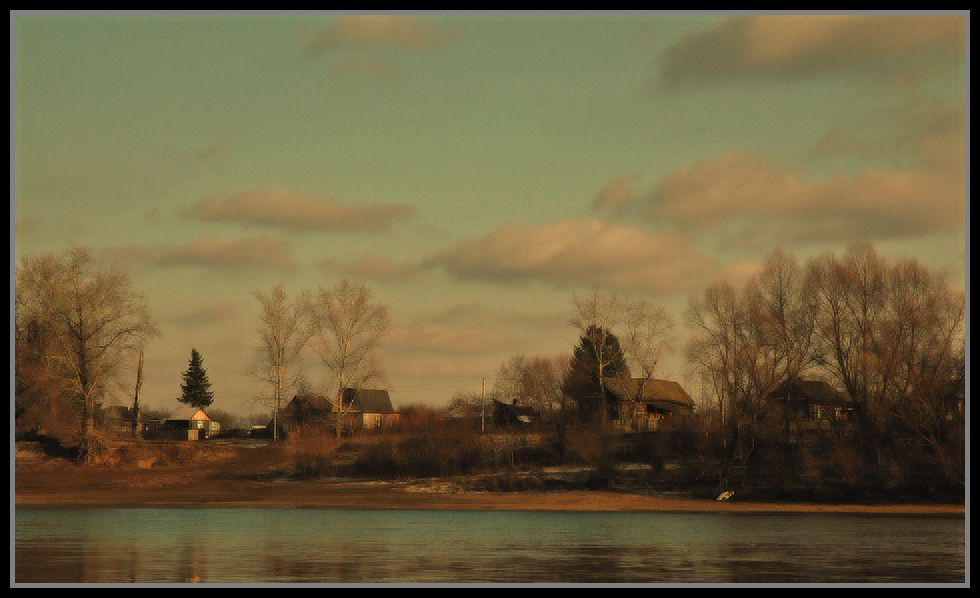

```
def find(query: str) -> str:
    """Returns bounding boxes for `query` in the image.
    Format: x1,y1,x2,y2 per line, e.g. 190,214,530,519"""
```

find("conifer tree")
566,325,629,420
178,348,214,409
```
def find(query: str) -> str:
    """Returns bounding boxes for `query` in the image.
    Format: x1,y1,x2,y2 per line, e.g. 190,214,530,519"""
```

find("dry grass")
284,427,341,478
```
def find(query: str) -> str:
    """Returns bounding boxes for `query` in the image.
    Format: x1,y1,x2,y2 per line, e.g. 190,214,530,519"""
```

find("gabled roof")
283,395,335,418
604,377,695,411
169,406,211,421
104,405,134,420
768,378,853,406
342,388,395,414
491,398,538,417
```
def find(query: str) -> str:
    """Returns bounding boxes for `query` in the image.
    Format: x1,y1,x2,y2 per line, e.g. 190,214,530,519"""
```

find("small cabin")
604,377,695,432
157,407,220,440
767,377,855,423
101,405,160,436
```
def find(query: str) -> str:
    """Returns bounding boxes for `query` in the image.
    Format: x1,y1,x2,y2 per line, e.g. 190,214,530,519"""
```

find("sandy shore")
14,441,966,516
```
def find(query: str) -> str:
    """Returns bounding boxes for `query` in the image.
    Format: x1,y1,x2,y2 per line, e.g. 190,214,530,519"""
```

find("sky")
12,11,968,421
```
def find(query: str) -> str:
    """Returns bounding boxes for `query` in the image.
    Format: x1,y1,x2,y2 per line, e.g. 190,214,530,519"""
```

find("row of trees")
249,278,391,439
450,241,964,497
685,242,965,493
13,244,392,453
449,284,680,464
15,241,964,496
15,247,159,457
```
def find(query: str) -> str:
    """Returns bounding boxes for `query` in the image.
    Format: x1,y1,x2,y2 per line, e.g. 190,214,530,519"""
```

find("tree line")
13,244,390,456
456,241,964,498
15,241,965,499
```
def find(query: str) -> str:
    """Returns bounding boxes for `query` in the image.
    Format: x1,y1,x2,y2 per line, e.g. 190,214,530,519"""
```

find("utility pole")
132,350,144,439
482,377,486,434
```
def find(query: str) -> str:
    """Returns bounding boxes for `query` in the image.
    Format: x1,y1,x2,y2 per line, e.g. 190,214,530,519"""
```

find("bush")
287,427,340,478
568,424,619,488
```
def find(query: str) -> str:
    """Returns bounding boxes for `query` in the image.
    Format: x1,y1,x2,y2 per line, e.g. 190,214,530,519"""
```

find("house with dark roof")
340,388,399,431
280,388,399,435
490,398,539,428
603,377,695,432
140,406,220,440
101,405,161,437
168,407,220,439
766,377,855,423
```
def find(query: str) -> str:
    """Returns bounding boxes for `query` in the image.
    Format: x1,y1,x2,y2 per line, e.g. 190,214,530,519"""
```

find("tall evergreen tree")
178,348,214,410
565,325,629,420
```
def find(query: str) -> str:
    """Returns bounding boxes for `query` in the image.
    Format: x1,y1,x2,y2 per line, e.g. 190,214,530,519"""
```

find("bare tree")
743,248,817,382
309,278,391,436
621,298,677,401
249,283,313,441
570,285,625,423
808,243,966,481
15,246,158,458
808,241,890,413
685,280,768,491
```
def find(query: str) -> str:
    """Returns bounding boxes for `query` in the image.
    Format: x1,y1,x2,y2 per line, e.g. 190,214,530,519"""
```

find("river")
14,508,965,584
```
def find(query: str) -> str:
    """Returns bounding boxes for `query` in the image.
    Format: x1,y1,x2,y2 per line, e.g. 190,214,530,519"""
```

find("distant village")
101,373,861,446
15,242,965,503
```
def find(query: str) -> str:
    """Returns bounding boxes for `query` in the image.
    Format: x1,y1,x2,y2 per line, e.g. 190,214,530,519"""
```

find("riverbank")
14,440,965,516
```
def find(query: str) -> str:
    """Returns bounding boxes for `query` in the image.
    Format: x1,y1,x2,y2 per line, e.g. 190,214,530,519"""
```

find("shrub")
568,423,619,488
287,427,340,478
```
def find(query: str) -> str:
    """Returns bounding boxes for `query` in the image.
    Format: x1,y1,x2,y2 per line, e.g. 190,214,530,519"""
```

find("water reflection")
15,509,965,584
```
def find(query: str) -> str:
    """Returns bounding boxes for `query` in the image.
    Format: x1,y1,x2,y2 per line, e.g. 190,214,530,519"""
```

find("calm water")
15,508,965,584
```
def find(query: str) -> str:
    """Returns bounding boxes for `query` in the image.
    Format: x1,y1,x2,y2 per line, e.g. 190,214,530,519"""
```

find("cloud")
425,218,718,294
591,174,642,211
155,236,298,270
387,319,518,356
808,96,966,171
164,303,238,327
430,303,569,332
637,149,964,247
655,14,965,90
296,15,461,54
318,254,420,284
184,186,416,232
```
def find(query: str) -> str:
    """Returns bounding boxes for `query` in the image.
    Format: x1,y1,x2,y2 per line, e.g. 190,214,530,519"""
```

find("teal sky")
13,12,968,418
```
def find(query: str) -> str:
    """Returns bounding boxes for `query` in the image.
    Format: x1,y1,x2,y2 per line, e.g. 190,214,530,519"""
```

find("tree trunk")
132,350,144,438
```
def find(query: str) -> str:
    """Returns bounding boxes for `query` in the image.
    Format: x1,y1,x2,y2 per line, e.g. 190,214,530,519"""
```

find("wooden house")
101,405,160,436
155,407,220,440
490,398,539,428
766,377,855,423
340,388,399,431
280,395,335,430
280,388,399,435
603,377,695,432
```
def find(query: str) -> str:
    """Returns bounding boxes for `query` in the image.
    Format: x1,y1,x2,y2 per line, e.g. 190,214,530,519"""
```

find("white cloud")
184,186,416,233
639,149,964,246
425,217,719,294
